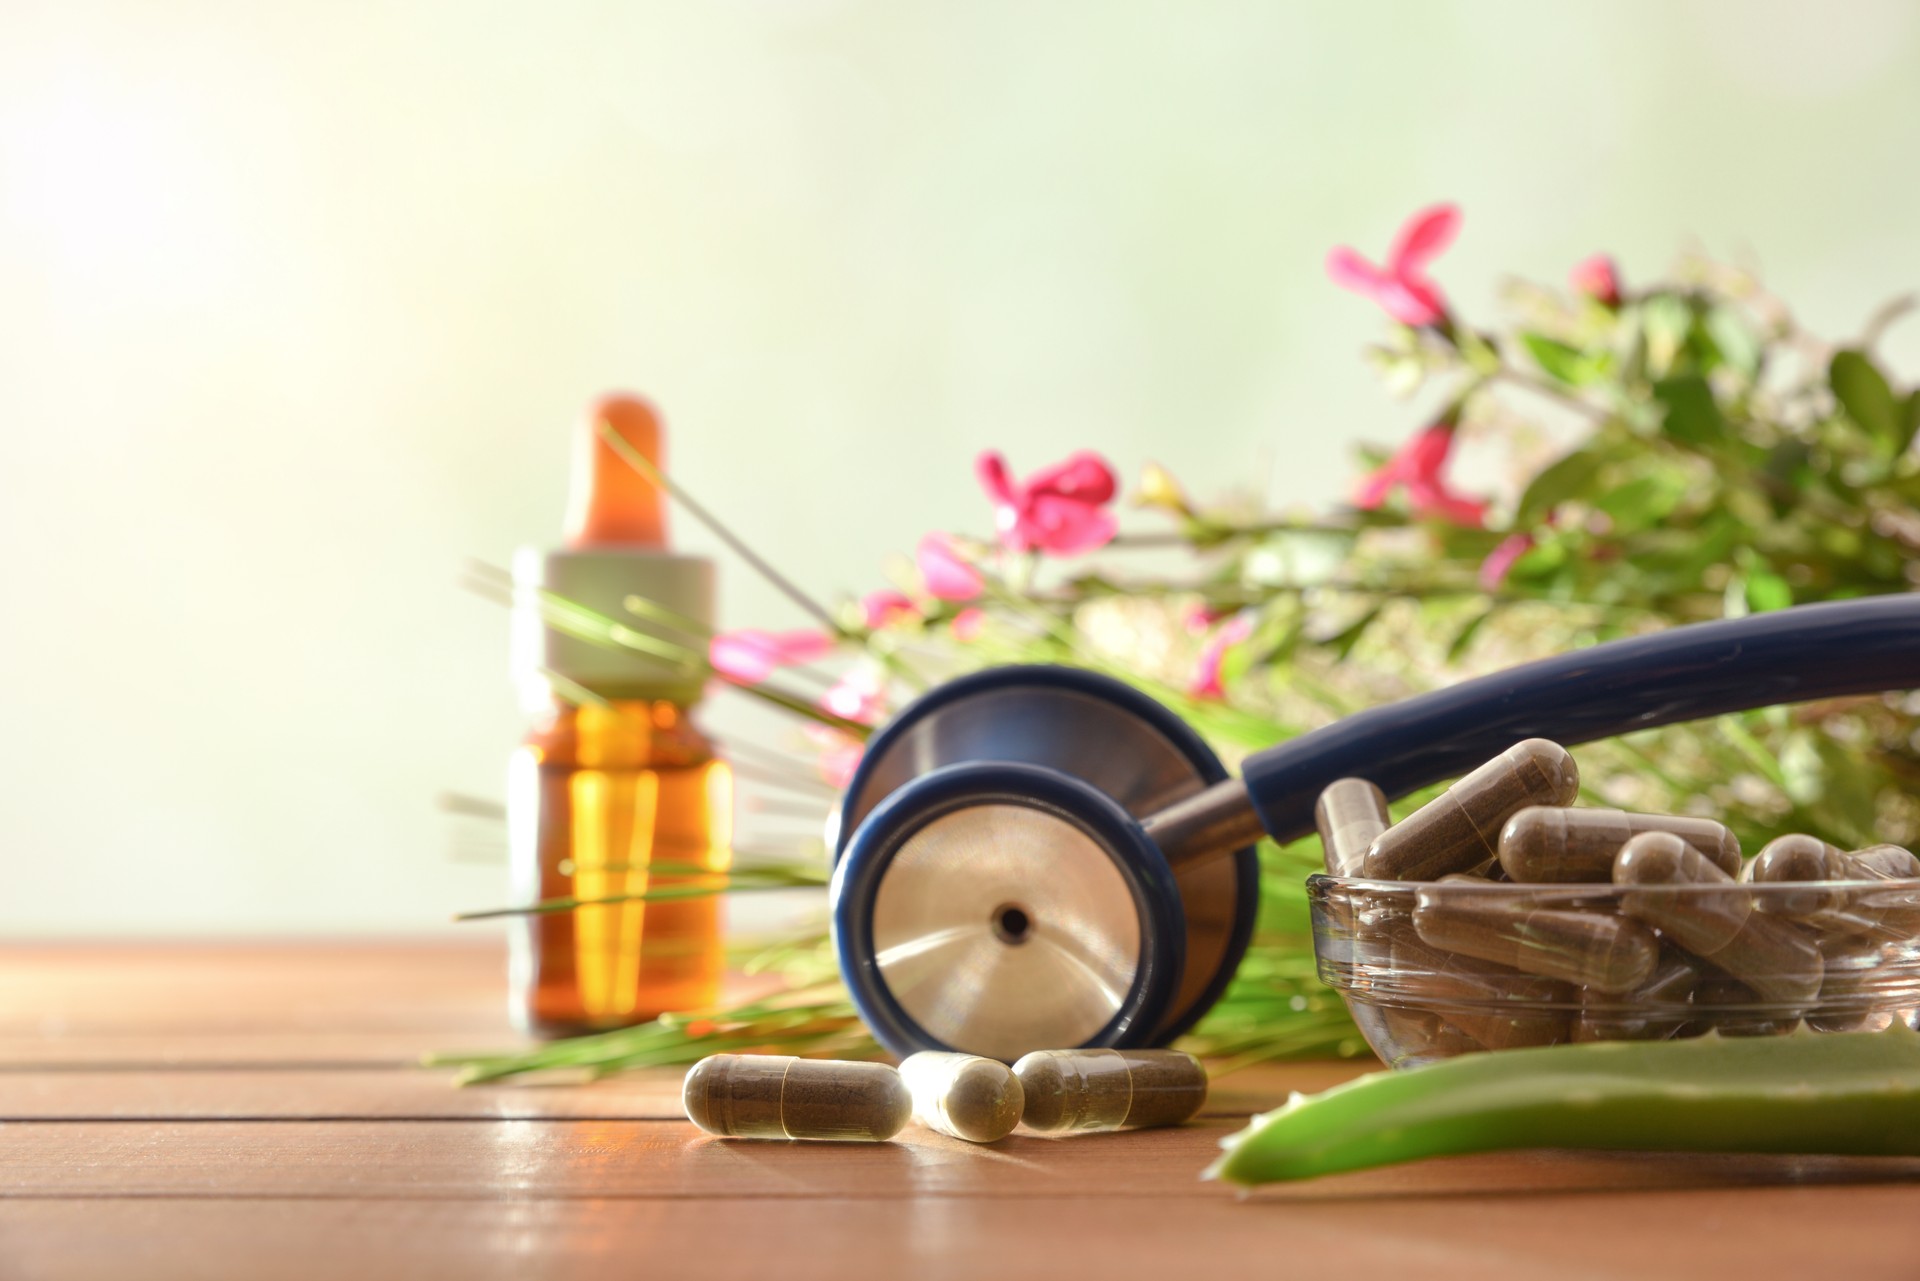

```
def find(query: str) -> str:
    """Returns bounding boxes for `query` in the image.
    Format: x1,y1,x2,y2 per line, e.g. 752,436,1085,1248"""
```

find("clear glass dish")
1308,874,1920,1068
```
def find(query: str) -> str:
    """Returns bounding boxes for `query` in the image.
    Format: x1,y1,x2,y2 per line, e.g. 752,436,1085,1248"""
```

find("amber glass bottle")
508,394,727,1035
510,699,732,1032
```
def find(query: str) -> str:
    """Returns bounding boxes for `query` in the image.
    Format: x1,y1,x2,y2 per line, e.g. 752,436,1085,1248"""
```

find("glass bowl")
1308,873,1920,1069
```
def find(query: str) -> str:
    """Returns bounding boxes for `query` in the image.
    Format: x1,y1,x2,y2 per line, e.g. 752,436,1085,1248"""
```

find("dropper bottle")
507,394,732,1035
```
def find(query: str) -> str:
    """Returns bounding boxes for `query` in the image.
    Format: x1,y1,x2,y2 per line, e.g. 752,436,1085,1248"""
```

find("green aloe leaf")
1209,1026,1920,1185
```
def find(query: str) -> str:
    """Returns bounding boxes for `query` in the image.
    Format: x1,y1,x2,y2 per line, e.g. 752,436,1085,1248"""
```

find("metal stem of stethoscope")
829,594,1920,1062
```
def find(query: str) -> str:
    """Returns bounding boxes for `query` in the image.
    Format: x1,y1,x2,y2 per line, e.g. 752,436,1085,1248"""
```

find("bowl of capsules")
1306,741,1920,1068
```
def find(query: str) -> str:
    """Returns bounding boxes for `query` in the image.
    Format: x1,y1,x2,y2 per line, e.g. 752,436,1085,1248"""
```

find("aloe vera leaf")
1207,1024,1920,1186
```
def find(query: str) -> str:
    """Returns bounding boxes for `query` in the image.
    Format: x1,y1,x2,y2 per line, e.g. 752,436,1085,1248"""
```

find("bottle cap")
512,395,714,707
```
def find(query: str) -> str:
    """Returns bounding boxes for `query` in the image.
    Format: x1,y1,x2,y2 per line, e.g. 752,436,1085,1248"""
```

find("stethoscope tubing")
1240,594,1920,844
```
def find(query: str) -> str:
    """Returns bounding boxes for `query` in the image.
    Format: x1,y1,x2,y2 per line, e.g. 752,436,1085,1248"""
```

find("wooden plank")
0,1030,529,1069
0,1062,1364,1122
0,940,511,1035
4,1118,1919,1202
3,1189,1920,1281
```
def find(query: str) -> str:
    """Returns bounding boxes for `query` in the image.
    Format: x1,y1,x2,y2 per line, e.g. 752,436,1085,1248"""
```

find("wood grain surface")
2,941,1917,1281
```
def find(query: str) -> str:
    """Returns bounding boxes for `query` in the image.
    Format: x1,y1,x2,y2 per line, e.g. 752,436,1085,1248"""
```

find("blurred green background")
2,0,1917,934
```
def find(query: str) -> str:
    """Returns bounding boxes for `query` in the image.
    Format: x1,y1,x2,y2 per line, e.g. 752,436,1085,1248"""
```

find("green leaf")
1515,447,1607,526
1705,307,1761,379
1595,474,1686,534
1905,390,1920,452
1654,375,1725,447
1445,605,1497,662
1640,294,1692,377
1521,333,1600,387
1744,570,1792,613
1319,603,1383,662
1830,349,1901,447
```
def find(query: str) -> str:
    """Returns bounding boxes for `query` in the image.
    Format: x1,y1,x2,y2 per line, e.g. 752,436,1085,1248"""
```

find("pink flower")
1569,254,1622,308
1354,418,1487,527
820,670,887,726
916,533,984,601
859,589,916,630
817,739,865,790
1479,532,1535,591
950,606,985,642
1326,203,1461,328
975,450,1119,555
1188,613,1256,701
708,628,834,684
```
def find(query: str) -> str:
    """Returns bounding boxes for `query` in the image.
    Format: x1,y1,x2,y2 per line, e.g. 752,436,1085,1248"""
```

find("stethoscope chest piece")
827,668,1262,1061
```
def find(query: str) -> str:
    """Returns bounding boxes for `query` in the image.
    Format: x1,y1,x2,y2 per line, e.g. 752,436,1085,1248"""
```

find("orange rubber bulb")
563,393,668,549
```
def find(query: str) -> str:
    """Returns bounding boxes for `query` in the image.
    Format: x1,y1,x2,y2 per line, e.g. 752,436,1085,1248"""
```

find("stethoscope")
824,594,1920,1063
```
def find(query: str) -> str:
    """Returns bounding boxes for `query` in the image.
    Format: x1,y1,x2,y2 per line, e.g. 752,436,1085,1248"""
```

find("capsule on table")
1572,943,1704,1042
1498,807,1741,883
682,1054,911,1142
1012,1049,1208,1133
1412,890,1658,993
1316,778,1391,877
1363,740,1580,882
899,1051,1024,1144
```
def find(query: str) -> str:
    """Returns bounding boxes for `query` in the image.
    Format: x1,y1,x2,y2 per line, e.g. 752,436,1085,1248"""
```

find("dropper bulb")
564,393,668,549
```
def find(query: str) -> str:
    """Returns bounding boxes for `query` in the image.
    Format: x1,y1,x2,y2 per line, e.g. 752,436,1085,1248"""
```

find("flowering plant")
441,206,1920,1082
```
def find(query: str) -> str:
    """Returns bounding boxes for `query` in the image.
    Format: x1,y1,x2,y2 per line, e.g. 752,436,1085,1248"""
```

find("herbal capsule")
1615,831,1753,954
1851,844,1920,880
1012,1049,1208,1133
1498,807,1740,883
1315,778,1391,877
1615,833,1823,1005
682,1054,911,1141
1749,834,1852,917
899,1051,1024,1144
1354,1003,1483,1066
1692,975,1798,1038
1364,740,1579,881
1573,943,1704,1042
1807,937,1897,1034
1388,923,1571,1050
1412,891,1658,993
1848,846,1920,937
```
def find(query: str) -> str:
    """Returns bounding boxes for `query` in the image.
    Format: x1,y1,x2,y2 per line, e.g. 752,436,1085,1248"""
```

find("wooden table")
4,941,1919,1279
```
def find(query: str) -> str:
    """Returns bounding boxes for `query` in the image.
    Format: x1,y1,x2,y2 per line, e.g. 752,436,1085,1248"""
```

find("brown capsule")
1573,943,1704,1042
1806,936,1897,1034
1616,832,1823,1004
683,1054,911,1141
899,1052,1024,1144
1691,975,1799,1038
1363,740,1580,882
1615,831,1753,955
1749,834,1853,917
1851,844,1920,880
1387,923,1572,1050
1709,911,1825,1005
1012,1049,1208,1133
1350,1003,1484,1066
1315,778,1391,877
1498,807,1741,883
1412,890,1658,993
